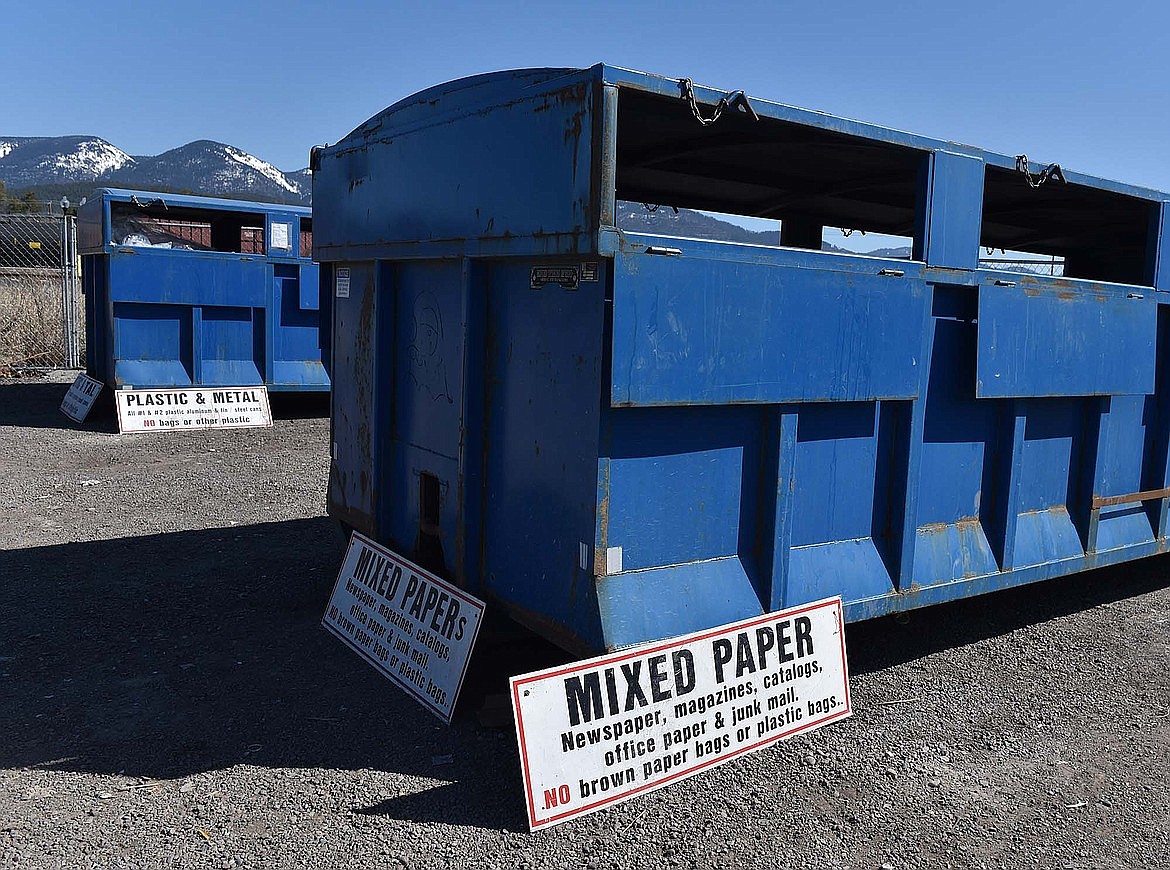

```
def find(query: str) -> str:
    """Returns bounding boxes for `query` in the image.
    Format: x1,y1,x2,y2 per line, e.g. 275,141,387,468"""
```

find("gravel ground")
2,372,1168,870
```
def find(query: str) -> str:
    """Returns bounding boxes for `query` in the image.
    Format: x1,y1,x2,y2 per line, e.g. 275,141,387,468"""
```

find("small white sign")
335,267,351,298
323,532,485,722
60,373,103,422
511,596,851,830
270,221,291,251
115,387,272,433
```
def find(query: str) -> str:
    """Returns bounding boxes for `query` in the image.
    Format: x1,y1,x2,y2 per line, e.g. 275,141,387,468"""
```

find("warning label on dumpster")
322,532,485,722
60,373,103,423
115,387,272,433
511,596,850,830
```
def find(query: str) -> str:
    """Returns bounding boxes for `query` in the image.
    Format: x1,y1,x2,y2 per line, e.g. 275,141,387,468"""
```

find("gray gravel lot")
2,372,1168,869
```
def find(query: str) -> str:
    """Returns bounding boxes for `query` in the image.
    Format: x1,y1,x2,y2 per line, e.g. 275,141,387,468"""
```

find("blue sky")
7,0,1169,199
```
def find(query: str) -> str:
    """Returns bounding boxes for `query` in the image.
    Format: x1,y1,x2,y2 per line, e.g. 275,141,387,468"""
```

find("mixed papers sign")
115,387,272,433
322,532,485,722
60,373,103,422
511,597,851,830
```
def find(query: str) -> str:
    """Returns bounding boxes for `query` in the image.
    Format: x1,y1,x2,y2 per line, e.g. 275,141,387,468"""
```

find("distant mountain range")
0,135,310,205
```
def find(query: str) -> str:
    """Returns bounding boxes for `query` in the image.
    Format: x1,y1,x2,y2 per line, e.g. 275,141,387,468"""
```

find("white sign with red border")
322,531,485,722
115,386,272,433
511,596,851,830
60,373,103,422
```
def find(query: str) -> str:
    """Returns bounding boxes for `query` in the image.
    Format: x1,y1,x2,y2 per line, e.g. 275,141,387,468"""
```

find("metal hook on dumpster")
643,203,680,215
680,78,760,126
1015,155,1066,189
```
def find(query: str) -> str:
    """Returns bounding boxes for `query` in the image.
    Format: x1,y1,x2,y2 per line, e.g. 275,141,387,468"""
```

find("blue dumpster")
312,65,1170,654
79,189,328,392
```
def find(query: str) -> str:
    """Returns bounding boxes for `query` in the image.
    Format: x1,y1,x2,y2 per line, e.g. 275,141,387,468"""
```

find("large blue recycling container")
312,65,1170,654
79,189,328,392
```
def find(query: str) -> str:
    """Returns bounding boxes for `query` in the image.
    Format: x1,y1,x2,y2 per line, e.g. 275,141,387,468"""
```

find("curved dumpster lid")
328,66,587,151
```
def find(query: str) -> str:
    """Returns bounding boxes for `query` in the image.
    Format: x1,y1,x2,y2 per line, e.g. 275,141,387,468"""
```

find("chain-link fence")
0,213,82,372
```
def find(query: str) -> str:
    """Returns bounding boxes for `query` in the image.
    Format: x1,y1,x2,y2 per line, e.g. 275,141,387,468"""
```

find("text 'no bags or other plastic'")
511,597,851,829
115,386,272,433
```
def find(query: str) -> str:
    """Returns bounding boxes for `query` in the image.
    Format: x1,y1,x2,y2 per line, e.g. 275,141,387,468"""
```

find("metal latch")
994,280,1017,287
646,246,682,257
878,269,904,277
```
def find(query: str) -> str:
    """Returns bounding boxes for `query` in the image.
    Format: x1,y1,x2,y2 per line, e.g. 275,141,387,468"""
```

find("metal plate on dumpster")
115,387,272,433
531,265,579,290
60,373,103,422
511,596,850,830
322,532,485,722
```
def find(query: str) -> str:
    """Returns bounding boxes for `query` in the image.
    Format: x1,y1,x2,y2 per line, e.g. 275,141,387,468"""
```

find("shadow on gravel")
267,392,330,419
0,380,115,433
0,516,528,830
2,512,1167,831
846,555,1170,675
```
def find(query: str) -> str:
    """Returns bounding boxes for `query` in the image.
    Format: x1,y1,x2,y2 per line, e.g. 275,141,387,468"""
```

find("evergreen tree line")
0,180,43,214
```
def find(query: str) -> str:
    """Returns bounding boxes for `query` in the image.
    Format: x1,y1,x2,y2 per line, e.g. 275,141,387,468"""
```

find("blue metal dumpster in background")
312,65,1170,654
78,189,327,392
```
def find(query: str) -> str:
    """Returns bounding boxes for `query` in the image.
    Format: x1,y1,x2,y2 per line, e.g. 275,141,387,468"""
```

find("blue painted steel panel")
108,253,267,307
924,152,984,270
312,65,1170,655
112,303,192,386
610,250,928,406
82,189,327,392
481,260,608,652
976,282,1156,398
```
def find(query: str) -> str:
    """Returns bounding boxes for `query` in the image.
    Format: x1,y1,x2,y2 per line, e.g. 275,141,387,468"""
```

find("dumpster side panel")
108,251,268,307
1092,393,1157,552
112,302,194,387
610,251,928,406
480,259,608,653
200,305,264,386
975,283,1156,398
376,259,468,579
595,403,770,648
271,263,329,388
912,287,1002,586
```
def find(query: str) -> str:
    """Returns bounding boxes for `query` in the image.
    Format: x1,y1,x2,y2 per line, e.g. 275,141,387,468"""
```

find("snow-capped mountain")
0,136,309,205
106,140,309,203
0,136,135,187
